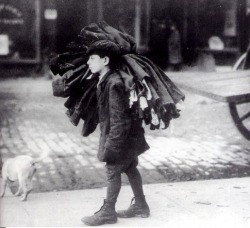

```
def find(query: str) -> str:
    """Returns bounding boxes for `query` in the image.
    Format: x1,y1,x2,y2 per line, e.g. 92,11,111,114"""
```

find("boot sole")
81,217,117,226
118,213,150,218
138,213,150,218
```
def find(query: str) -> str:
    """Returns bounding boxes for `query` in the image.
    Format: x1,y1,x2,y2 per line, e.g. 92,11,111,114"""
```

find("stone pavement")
0,75,250,193
1,177,250,227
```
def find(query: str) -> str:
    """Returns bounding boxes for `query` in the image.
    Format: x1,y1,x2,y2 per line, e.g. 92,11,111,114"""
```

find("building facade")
0,0,249,67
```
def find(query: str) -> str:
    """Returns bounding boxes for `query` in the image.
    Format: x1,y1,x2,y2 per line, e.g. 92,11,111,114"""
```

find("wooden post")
182,0,188,46
145,0,151,50
135,0,141,47
35,0,41,64
97,0,103,22
237,0,247,52
86,0,92,25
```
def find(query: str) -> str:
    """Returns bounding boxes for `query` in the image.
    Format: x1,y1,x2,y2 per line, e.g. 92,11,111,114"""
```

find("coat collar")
96,70,114,100
98,70,113,87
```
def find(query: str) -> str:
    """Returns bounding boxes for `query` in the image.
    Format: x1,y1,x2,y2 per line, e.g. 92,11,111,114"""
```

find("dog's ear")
30,161,36,166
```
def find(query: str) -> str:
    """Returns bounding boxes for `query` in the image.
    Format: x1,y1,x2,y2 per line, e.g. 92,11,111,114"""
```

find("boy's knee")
126,157,138,170
106,165,121,182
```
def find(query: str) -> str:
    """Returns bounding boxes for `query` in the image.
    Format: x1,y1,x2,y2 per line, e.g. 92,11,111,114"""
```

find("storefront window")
197,0,238,50
247,0,250,42
102,0,150,52
103,0,135,36
0,0,40,63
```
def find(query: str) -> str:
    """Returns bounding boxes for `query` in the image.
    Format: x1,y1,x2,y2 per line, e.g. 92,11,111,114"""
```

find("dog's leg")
19,173,33,201
14,186,22,196
0,178,7,197
20,192,28,201
19,178,27,201
0,163,8,198
20,184,33,201
20,166,36,201
21,179,33,201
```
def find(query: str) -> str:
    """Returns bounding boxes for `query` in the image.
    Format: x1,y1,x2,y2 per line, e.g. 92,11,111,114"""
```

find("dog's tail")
31,151,50,164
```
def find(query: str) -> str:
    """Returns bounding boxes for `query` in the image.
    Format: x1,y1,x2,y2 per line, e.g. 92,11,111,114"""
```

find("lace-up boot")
117,196,150,218
81,200,117,226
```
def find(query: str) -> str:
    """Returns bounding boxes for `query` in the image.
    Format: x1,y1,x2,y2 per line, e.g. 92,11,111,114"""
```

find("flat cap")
86,40,121,57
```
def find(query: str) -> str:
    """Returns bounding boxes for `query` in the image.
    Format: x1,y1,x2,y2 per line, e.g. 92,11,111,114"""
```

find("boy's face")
87,54,108,74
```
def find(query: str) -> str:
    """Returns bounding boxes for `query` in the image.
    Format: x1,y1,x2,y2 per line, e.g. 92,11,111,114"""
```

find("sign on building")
0,0,41,64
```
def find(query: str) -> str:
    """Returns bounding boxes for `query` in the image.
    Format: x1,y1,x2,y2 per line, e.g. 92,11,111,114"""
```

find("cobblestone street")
0,75,250,193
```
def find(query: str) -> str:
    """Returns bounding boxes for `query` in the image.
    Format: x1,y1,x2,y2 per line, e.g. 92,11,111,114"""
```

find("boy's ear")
103,56,110,66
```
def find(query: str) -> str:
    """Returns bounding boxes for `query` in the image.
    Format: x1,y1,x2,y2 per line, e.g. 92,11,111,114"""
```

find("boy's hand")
104,148,121,163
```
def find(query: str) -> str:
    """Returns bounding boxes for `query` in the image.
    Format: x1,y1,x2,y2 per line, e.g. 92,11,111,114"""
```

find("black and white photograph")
0,0,250,227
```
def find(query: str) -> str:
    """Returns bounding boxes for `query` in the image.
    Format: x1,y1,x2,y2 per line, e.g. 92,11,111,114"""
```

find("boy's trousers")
105,157,144,203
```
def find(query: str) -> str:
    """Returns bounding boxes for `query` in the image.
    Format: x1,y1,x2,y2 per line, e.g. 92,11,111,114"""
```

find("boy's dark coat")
97,70,149,163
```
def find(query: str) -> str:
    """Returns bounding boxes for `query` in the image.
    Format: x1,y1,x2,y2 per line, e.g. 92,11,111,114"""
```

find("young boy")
81,40,150,226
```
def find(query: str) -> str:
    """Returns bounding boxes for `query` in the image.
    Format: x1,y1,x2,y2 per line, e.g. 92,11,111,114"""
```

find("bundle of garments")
50,21,185,137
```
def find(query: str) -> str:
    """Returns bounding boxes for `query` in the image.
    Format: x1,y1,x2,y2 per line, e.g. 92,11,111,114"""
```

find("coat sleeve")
104,80,131,153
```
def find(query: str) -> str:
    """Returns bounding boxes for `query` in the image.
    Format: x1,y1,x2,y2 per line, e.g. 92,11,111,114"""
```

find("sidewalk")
1,177,250,227
1,76,250,193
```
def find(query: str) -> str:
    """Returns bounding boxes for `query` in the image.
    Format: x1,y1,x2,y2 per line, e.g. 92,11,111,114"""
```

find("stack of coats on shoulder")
49,21,185,137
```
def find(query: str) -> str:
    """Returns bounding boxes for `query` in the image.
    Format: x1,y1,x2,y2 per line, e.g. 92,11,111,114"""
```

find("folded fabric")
49,21,185,136
51,64,88,98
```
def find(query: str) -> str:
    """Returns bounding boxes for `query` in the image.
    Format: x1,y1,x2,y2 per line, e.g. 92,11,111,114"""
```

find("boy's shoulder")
107,70,124,86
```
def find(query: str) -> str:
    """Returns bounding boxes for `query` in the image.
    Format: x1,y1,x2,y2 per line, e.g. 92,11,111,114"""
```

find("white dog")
0,153,47,201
